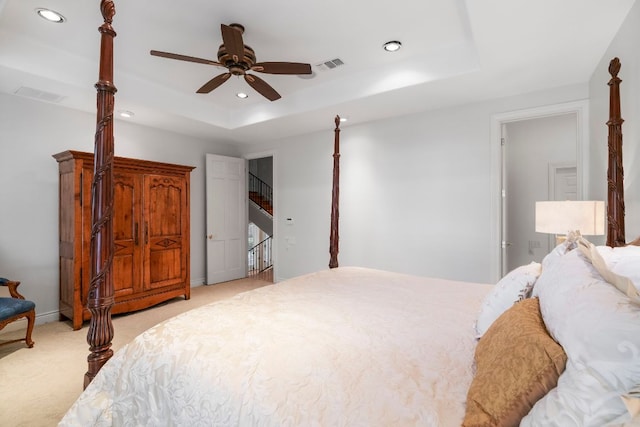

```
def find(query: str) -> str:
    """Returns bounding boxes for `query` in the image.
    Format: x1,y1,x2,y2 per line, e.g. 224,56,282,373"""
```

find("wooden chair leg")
0,309,36,348
24,309,35,348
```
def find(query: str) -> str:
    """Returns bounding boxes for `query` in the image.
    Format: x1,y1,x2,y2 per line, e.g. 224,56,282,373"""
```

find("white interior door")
206,154,247,284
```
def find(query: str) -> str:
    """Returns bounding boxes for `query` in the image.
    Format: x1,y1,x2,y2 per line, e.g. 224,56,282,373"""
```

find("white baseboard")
35,310,60,325
0,309,59,335
191,277,206,287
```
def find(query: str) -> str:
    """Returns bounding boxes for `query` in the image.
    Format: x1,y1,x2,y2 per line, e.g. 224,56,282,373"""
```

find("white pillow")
578,239,640,304
521,249,640,427
528,241,576,300
475,262,541,337
597,245,640,291
541,231,581,269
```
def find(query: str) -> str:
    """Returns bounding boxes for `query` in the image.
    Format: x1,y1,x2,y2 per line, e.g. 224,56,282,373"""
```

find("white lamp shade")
535,200,605,236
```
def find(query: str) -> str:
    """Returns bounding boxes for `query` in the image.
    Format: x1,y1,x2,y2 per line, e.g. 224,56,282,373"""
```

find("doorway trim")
489,99,589,282
244,149,278,282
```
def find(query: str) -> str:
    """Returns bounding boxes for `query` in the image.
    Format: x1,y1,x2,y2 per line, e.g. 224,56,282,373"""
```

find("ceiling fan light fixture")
236,92,248,99
383,41,402,52
35,8,66,23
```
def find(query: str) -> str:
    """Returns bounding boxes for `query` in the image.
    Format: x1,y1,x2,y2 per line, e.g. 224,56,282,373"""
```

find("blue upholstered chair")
0,278,35,348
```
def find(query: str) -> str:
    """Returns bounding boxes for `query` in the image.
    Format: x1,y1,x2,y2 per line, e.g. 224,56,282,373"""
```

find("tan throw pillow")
463,298,567,427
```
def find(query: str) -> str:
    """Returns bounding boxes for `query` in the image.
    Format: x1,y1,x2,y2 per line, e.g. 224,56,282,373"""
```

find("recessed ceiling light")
340,117,348,122
236,92,248,99
118,110,134,118
35,8,66,23
383,41,402,52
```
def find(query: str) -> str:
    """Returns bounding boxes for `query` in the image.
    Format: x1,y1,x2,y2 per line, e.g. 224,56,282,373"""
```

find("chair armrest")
0,279,24,300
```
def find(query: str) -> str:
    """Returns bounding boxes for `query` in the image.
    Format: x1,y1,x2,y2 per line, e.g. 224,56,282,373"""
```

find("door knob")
207,234,214,240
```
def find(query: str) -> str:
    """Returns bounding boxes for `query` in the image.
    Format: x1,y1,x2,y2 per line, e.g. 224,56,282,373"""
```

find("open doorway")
248,156,274,282
502,113,577,273
490,100,589,281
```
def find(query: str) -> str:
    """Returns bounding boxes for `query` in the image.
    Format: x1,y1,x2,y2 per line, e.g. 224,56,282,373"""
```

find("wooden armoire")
53,150,195,330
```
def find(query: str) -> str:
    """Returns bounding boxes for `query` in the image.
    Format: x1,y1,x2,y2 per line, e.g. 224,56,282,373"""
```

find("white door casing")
206,154,247,284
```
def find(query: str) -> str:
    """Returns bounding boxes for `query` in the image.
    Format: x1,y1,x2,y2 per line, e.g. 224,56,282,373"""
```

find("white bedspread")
60,267,491,427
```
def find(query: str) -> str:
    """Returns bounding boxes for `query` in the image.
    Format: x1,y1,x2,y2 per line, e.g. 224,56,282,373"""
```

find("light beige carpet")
0,278,271,427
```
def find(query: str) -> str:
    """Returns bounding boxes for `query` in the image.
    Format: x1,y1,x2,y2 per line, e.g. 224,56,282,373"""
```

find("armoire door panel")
113,172,143,296
144,174,187,290
112,253,135,297
149,244,182,288
146,176,183,236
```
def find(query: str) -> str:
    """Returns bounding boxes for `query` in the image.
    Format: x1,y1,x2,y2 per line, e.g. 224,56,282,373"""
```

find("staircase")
249,173,273,214
248,172,273,280
248,235,273,281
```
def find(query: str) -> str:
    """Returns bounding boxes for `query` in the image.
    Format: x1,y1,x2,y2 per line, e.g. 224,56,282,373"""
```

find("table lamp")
535,200,605,244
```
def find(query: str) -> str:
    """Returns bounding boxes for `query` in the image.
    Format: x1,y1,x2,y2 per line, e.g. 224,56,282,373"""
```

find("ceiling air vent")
14,86,66,103
316,58,345,71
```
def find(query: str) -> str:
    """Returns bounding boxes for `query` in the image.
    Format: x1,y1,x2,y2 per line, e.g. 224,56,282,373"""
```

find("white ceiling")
0,0,636,144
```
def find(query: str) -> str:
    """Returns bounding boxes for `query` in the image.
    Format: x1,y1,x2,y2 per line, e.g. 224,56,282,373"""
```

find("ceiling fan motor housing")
217,44,256,75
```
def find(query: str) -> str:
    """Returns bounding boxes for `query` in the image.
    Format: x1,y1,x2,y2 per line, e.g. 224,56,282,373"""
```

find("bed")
61,267,493,426
60,2,640,426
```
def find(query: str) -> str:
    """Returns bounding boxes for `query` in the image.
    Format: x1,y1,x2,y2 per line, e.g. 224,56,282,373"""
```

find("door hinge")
501,137,506,146
501,189,506,198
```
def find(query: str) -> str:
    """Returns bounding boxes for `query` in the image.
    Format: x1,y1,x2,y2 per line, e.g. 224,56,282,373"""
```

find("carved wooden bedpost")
606,57,625,247
329,115,341,268
85,0,117,389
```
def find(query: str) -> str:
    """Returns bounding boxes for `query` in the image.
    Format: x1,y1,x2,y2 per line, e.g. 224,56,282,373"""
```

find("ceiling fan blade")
197,73,231,94
244,74,281,101
221,24,245,63
150,50,221,67
253,62,312,75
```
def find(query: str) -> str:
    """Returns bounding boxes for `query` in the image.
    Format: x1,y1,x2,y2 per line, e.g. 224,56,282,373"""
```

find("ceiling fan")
150,23,312,101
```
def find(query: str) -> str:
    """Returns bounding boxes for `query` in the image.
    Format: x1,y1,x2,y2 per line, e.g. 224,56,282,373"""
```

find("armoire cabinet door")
113,171,143,297
144,174,188,290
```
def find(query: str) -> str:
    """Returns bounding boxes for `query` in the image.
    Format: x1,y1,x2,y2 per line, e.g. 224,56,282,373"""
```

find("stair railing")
249,172,273,215
248,235,273,276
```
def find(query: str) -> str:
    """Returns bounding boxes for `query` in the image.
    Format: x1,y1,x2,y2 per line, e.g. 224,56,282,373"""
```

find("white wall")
0,93,240,325
241,83,589,284
589,0,640,241
0,77,593,326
